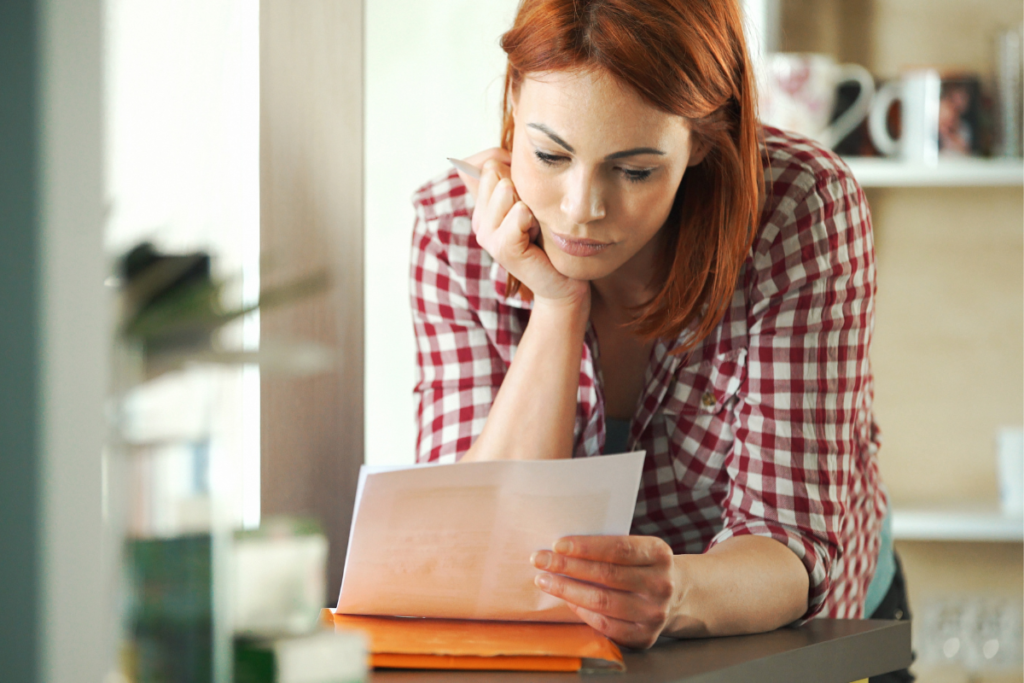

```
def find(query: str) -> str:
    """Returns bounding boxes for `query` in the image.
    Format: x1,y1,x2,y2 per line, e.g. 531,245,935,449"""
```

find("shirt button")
701,391,716,408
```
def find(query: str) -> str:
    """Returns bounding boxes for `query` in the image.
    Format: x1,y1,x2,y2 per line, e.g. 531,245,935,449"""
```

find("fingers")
479,198,535,270
553,535,674,568
481,156,512,182
472,162,515,237
531,550,649,594
534,571,669,627
478,178,517,240
567,604,661,650
476,163,506,202
534,572,640,622
454,148,510,200
532,535,677,650
473,168,499,231
501,201,536,253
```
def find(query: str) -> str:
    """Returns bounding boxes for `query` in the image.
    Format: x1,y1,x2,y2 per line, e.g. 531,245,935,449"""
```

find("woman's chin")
547,251,618,282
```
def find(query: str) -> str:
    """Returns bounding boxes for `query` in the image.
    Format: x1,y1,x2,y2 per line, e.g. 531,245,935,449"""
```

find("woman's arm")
530,534,807,648
666,535,809,636
462,294,589,461
456,152,592,462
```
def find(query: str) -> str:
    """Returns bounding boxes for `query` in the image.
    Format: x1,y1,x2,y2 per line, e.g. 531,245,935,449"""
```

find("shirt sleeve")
709,171,876,621
409,208,507,464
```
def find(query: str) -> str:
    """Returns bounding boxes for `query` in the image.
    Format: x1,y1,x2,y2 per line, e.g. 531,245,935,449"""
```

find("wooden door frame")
260,0,364,603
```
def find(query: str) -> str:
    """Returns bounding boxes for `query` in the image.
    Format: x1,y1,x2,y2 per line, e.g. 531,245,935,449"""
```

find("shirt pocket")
662,348,748,416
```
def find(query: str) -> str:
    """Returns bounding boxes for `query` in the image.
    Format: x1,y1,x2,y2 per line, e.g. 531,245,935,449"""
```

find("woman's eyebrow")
527,123,575,153
526,123,665,160
605,147,665,160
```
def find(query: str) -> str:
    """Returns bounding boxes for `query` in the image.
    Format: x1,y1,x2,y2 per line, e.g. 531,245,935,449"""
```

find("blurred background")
1,1,1020,682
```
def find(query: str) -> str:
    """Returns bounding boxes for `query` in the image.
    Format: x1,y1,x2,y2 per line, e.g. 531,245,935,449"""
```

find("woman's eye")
534,150,567,166
622,168,654,183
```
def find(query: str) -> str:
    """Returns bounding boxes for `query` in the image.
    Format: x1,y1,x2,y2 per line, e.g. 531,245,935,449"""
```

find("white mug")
759,53,875,149
997,427,1024,515
869,69,942,164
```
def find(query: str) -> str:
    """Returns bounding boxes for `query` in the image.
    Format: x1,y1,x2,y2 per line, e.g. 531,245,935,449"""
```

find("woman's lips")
550,231,612,257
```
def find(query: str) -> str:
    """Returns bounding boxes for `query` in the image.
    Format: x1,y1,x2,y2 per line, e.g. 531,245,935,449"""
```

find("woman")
409,0,910,675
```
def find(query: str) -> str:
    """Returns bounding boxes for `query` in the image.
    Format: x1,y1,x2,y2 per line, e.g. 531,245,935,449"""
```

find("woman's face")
510,68,699,283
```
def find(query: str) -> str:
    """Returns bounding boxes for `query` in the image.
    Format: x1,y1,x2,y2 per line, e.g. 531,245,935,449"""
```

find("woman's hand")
531,535,679,649
453,148,588,306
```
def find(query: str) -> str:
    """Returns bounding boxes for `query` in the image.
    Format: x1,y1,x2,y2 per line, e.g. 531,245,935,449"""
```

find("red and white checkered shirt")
409,127,888,621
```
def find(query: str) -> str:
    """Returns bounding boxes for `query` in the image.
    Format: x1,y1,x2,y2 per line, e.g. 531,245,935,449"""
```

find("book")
320,610,624,673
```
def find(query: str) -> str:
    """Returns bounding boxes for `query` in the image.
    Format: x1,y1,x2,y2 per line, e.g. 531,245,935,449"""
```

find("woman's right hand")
454,149,589,307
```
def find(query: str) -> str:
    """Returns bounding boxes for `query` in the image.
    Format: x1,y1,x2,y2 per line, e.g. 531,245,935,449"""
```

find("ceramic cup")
997,427,1024,515
759,53,875,149
869,69,942,164
869,69,984,164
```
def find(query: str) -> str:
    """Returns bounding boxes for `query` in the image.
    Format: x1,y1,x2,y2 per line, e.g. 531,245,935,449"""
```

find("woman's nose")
560,167,606,224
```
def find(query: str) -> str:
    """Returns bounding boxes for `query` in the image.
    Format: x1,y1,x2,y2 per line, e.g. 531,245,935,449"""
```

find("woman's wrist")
531,285,592,326
662,536,810,640
463,282,590,463
665,553,713,638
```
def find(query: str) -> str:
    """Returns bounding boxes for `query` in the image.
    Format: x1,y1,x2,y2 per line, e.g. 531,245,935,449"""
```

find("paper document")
336,452,645,622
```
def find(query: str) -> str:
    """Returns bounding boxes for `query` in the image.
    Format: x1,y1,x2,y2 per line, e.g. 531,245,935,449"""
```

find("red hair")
499,0,762,353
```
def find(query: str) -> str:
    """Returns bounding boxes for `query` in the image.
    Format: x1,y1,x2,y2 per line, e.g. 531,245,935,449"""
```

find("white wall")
741,0,780,56
105,0,259,266
365,1,520,466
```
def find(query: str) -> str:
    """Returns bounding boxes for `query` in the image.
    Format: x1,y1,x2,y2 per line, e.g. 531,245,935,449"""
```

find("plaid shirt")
409,127,887,620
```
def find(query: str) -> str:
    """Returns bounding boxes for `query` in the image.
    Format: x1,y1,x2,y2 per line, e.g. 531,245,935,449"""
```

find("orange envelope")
321,609,625,672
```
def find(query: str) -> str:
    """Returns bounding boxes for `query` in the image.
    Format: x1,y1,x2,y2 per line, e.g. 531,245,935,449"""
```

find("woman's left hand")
531,535,679,649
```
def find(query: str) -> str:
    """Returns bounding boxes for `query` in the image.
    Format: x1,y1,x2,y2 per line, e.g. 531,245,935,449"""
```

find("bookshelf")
893,505,1024,542
844,157,1024,187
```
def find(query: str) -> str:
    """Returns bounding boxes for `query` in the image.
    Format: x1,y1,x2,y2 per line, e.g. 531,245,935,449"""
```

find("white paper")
336,452,645,622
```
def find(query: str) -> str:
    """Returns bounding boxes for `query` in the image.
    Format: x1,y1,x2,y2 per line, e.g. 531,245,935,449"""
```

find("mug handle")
868,80,901,156
822,64,875,148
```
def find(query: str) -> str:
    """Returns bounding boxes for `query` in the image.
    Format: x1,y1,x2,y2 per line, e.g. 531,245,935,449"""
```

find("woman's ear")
687,134,712,167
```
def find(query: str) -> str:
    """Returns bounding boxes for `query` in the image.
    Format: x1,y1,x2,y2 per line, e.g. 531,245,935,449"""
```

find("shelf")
843,157,1024,188
892,504,1024,542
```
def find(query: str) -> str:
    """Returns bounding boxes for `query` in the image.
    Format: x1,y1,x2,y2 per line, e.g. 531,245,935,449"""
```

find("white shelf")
843,157,1024,188
892,504,1024,542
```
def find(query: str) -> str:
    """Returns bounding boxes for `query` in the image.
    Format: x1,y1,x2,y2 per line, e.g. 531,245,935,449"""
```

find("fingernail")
535,573,552,590
532,550,551,569
553,539,572,554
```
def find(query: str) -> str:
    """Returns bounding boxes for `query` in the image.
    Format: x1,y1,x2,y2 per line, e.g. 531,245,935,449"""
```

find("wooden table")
368,619,911,683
